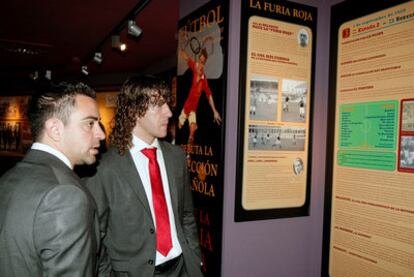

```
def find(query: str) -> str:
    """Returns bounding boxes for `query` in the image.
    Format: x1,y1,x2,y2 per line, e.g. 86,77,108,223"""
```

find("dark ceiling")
0,0,179,92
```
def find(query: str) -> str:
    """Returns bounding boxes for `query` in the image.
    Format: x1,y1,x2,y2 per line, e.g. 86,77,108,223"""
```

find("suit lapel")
118,150,153,218
159,142,179,214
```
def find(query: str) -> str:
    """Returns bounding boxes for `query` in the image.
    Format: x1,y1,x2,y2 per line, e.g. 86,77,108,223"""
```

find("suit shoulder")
96,147,127,168
1,162,59,190
0,163,89,221
100,147,125,161
40,184,89,207
160,141,185,156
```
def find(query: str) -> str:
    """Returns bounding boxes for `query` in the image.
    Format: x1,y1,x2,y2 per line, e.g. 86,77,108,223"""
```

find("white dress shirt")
129,135,182,265
31,142,73,169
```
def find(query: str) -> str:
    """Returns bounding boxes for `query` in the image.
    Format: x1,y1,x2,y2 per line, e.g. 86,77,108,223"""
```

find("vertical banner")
324,0,414,276
176,1,228,276
235,0,317,221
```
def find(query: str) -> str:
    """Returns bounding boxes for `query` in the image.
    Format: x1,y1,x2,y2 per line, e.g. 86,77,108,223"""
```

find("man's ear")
44,118,63,142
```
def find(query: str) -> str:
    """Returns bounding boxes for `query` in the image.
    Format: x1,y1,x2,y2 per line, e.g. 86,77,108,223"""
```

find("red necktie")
141,148,173,256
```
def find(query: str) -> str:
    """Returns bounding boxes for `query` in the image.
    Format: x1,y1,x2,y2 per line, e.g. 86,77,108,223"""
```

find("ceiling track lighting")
111,35,127,52
45,70,52,80
29,70,53,81
30,70,39,81
81,0,149,76
93,52,103,64
127,20,142,37
81,65,89,75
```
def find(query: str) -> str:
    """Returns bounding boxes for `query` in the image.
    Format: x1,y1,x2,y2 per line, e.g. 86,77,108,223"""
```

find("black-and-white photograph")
297,29,309,47
399,135,414,169
248,125,306,151
293,158,304,175
249,76,278,121
281,79,307,123
401,100,414,132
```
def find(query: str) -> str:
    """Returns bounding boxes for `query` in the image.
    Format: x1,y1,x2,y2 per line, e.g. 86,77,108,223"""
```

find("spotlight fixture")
81,65,89,75
111,35,127,52
82,0,149,65
45,70,52,80
127,20,142,37
30,71,39,81
93,52,103,64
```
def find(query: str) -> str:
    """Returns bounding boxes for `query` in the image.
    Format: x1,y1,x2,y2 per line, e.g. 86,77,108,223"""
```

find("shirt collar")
31,142,73,169
130,134,160,154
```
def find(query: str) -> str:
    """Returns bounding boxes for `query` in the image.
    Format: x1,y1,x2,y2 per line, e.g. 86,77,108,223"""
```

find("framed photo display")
323,0,414,276
235,0,317,221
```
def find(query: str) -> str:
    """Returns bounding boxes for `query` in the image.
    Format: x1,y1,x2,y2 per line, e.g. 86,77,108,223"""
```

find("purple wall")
180,1,343,276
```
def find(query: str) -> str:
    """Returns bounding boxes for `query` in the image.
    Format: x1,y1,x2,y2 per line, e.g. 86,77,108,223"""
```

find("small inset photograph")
247,125,305,151
401,99,414,132
249,76,278,121
399,135,414,170
0,121,22,152
297,29,309,48
248,125,280,150
293,158,304,176
281,79,307,123
282,127,306,151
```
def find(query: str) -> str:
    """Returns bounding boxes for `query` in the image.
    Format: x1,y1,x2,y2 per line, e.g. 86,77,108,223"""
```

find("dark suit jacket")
86,141,203,277
0,150,101,276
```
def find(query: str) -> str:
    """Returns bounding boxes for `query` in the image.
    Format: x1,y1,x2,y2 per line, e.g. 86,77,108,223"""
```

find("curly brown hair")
110,75,171,155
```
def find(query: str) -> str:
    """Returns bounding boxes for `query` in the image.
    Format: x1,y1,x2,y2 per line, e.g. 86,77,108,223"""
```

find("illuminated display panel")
326,1,414,276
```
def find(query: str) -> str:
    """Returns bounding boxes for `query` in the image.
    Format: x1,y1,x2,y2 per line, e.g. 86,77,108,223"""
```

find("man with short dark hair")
0,82,106,276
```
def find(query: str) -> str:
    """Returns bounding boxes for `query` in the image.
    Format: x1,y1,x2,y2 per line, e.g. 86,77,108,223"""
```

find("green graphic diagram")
337,100,398,171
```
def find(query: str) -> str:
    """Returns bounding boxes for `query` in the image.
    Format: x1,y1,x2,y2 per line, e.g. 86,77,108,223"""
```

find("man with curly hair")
86,75,202,277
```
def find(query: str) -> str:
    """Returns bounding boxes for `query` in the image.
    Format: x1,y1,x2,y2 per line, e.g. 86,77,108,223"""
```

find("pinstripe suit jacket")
86,141,202,277
0,150,101,276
